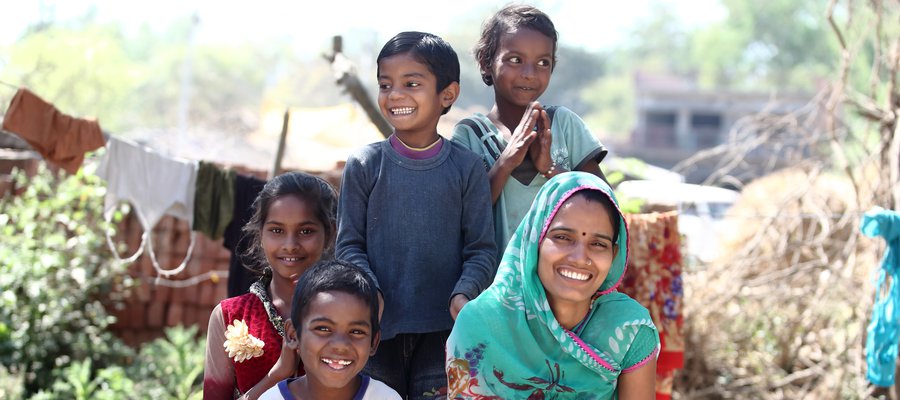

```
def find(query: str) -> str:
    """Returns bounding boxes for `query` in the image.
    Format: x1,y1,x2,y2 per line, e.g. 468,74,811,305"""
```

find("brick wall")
106,165,344,347
107,213,232,346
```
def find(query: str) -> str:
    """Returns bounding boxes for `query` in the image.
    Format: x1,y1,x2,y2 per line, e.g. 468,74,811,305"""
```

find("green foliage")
690,0,837,90
0,163,133,394
31,359,134,400
129,326,204,400
21,326,205,400
0,364,24,399
2,24,142,132
580,73,635,140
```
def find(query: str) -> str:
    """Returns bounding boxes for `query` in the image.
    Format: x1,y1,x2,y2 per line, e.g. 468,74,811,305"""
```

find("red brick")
172,226,191,256
146,302,166,328
152,284,171,303
212,282,228,305
196,307,213,335
198,282,215,307
118,329,138,348
183,305,198,328
166,303,184,327
125,219,144,255
171,286,185,304
183,280,202,305
194,235,213,256
136,330,160,346
108,303,127,330
134,280,151,303
128,301,147,329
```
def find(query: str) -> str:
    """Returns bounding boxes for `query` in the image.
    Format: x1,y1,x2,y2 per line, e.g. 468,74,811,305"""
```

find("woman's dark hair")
241,172,338,273
291,259,380,344
474,4,558,86
572,189,620,244
376,31,460,115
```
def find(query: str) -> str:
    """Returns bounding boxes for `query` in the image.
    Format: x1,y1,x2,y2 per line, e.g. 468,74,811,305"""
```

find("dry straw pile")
672,2,898,396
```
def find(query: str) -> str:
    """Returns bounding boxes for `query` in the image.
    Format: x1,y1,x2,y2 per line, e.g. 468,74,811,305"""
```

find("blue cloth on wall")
863,207,900,387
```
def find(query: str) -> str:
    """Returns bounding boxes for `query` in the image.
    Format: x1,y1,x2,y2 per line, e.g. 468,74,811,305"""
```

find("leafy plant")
0,163,133,394
29,359,134,400
129,325,205,400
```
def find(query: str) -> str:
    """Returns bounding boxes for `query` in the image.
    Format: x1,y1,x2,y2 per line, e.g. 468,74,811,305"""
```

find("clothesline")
153,269,230,288
1,87,255,291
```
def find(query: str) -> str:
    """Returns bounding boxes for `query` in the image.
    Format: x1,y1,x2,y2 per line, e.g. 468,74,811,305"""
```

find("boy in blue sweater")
335,31,496,399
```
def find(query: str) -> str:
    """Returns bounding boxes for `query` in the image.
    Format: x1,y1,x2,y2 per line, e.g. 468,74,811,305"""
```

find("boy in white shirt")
259,260,400,400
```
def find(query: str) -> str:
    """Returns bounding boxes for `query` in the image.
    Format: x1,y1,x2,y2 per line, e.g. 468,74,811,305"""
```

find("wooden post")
325,36,393,138
271,109,290,179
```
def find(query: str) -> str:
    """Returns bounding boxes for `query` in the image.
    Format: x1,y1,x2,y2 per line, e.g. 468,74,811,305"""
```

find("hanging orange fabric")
2,88,105,173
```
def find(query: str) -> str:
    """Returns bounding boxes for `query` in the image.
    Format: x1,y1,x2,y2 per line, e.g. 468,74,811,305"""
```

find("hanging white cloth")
96,136,199,276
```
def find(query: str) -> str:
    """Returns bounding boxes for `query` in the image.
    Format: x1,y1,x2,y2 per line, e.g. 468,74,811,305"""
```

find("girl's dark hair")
572,189,620,244
474,4,558,86
241,172,338,273
291,259,380,344
376,31,460,115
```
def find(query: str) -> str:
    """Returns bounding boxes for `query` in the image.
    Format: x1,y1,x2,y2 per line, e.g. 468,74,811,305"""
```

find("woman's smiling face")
537,193,618,324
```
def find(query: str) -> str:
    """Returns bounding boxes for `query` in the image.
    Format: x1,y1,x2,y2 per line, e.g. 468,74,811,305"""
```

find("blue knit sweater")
336,138,497,340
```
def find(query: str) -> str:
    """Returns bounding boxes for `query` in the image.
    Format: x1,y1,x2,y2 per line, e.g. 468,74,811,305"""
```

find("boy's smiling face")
377,52,458,144
296,290,377,393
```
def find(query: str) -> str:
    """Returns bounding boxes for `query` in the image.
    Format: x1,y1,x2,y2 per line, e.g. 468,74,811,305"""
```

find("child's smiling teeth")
321,357,353,369
560,269,590,281
391,107,415,115
281,257,301,262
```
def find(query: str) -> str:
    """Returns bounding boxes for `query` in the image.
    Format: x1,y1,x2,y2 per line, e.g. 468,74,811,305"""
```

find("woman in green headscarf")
446,172,659,399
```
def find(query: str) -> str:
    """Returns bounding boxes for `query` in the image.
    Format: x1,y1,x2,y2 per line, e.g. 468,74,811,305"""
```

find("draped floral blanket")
620,211,685,400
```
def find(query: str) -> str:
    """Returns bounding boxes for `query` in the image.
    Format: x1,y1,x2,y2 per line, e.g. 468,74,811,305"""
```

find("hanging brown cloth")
1,88,105,173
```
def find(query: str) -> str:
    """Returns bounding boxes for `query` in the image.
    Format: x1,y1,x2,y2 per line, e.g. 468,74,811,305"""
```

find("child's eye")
299,228,315,235
269,228,283,234
508,56,521,64
378,83,391,91
350,329,369,336
406,81,420,88
313,326,331,333
538,59,552,67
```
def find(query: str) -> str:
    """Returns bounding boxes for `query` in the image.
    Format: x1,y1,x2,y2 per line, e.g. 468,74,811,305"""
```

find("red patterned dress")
203,288,305,398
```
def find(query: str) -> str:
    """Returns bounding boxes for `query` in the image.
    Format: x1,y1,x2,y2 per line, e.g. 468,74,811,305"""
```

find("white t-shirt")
258,375,401,400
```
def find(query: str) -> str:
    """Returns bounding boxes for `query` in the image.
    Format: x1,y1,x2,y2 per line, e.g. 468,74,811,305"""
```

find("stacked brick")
106,165,344,347
107,213,232,347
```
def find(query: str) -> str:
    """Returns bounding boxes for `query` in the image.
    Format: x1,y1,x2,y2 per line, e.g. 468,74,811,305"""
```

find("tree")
690,0,838,90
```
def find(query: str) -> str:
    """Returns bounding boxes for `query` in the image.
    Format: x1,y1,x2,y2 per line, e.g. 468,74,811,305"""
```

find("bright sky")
2,0,725,52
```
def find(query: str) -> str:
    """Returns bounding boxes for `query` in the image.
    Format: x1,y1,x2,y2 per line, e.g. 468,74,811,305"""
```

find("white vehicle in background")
615,180,740,264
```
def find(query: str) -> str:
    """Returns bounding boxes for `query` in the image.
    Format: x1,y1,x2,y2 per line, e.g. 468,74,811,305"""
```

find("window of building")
691,113,722,148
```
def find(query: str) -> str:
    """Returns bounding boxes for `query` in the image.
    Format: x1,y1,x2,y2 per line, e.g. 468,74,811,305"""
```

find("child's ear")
440,82,460,109
284,318,300,350
369,330,381,356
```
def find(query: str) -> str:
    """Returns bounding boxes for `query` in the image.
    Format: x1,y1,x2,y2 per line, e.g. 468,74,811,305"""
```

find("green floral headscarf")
446,172,659,399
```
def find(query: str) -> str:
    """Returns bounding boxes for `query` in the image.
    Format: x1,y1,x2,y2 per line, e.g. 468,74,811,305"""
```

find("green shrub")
129,325,204,400
0,163,134,394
